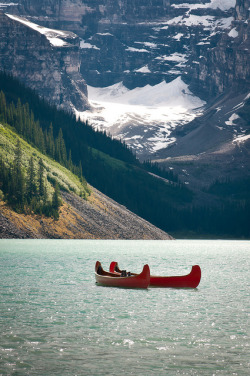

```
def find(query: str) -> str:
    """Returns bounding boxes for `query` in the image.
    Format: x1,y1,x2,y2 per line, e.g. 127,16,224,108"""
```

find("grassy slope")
0,123,95,238
0,123,90,200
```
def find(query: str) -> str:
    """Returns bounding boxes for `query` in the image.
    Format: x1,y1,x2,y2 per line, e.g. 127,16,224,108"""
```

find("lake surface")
0,239,249,375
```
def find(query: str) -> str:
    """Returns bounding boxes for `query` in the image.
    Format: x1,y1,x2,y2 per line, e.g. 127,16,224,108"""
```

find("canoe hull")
95,261,150,289
150,265,201,288
109,262,201,288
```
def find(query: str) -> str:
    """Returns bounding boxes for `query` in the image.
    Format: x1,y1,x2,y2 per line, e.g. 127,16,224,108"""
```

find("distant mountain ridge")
0,0,248,164
1,1,247,93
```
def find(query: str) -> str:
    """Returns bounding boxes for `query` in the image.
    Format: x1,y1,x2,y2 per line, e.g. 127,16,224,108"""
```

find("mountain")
0,97,172,240
82,77,205,160
0,1,249,161
1,0,248,166
0,1,249,238
152,0,250,190
0,11,89,112
153,88,250,192
2,0,241,88
1,72,249,239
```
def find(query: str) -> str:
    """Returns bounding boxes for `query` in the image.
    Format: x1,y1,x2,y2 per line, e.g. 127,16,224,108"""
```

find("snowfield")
77,77,205,158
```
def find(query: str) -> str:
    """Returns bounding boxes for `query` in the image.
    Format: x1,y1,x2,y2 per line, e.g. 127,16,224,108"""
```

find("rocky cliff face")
0,12,89,112
150,1,250,191
2,1,248,97
1,0,242,91
188,0,250,99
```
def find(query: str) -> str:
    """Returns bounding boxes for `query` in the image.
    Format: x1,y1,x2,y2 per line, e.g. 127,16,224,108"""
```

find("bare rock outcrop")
0,12,89,112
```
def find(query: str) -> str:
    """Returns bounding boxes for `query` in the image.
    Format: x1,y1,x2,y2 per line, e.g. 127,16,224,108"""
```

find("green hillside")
0,123,90,218
0,124,89,197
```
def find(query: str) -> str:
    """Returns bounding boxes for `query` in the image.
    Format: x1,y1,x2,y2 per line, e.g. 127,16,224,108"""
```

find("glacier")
77,77,205,158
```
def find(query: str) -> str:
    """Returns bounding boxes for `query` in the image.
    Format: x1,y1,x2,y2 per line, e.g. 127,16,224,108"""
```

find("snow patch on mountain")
87,77,204,109
126,46,149,53
135,65,151,73
225,113,240,126
228,28,239,38
171,0,236,12
80,40,100,50
0,3,17,7
156,53,187,64
233,134,250,144
78,77,205,158
166,14,233,30
210,0,236,11
6,13,73,47
167,1,235,31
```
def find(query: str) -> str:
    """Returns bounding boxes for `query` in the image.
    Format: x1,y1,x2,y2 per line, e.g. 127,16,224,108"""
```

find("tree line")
0,139,61,219
0,71,137,167
0,90,84,180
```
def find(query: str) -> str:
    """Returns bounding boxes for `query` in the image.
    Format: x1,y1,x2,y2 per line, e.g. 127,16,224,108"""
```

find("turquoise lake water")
0,239,249,375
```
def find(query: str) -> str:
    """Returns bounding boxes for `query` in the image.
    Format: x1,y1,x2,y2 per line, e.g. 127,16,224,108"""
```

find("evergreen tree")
0,91,7,122
52,182,61,209
78,160,83,179
47,123,55,158
68,149,73,171
52,182,61,220
15,98,23,134
27,156,37,204
55,128,67,164
0,157,8,196
7,102,15,124
10,139,25,211
38,158,46,200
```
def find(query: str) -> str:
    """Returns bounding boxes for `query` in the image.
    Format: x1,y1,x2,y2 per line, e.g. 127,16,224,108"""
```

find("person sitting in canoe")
121,270,131,277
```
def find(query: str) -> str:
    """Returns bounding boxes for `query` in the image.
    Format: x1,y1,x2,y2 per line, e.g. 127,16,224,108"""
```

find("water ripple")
0,239,249,375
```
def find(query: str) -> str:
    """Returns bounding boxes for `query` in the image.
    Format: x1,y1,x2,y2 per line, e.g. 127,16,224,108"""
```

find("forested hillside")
0,72,249,238
0,121,90,220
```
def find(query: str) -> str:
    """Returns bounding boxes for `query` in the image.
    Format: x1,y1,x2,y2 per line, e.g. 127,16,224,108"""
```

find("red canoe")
109,261,201,288
95,261,150,289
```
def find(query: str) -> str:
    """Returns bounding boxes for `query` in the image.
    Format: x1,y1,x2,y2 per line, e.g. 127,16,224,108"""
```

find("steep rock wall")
0,12,89,111
188,0,250,98
2,0,231,90
1,1,249,101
